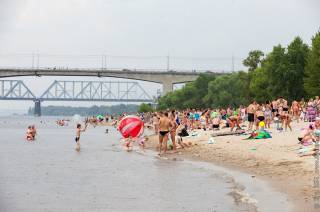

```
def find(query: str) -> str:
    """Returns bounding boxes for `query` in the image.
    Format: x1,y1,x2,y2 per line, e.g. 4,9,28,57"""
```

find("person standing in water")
158,112,173,156
75,123,88,151
169,111,178,152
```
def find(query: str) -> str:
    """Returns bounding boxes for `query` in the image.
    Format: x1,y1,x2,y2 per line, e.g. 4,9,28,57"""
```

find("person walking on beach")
158,112,173,155
75,123,88,151
247,101,256,131
152,113,159,135
169,112,178,152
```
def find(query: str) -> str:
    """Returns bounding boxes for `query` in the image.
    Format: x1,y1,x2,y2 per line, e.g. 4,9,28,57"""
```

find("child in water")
26,126,34,141
75,123,88,151
124,136,133,151
137,135,148,152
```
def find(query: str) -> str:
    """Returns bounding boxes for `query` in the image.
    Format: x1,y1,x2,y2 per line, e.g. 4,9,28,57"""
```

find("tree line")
157,31,320,110
28,104,139,116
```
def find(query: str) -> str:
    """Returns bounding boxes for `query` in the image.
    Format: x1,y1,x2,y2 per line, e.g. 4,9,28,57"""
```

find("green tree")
249,67,272,103
260,44,289,99
286,36,309,100
157,74,216,110
138,103,153,113
304,31,320,97
243,50,264,72
204,72,250,108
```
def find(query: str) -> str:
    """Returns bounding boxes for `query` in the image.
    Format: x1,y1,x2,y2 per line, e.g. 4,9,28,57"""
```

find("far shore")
145,122,319,212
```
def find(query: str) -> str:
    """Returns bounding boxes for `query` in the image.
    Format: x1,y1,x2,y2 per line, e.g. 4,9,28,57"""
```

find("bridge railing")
0,66,226,74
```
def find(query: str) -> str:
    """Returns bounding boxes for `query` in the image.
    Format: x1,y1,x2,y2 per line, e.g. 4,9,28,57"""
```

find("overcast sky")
0,0,319,112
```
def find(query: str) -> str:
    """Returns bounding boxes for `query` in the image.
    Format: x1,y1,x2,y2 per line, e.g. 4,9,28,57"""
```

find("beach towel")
211,129,245,137
245,130,272,139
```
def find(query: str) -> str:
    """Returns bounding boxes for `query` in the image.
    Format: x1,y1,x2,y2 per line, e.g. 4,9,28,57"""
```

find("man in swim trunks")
277,96,288,113
247,101,257,131
158,112,173,155
271,100,278,118
75,123,87,151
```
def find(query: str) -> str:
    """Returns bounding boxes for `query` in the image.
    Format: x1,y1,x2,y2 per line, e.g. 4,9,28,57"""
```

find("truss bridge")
0,80,154,116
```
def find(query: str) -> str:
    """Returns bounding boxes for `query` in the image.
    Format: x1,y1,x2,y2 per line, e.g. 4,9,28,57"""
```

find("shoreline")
145,122,318,212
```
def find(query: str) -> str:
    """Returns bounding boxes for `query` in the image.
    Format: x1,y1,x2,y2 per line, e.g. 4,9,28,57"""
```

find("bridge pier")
162,81,173,95
34,99,41,116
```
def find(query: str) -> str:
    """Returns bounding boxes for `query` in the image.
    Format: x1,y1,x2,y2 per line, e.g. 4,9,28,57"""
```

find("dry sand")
146,122,319,212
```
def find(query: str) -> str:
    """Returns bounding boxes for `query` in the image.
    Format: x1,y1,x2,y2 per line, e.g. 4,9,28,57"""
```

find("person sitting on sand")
298,124,315,146
175,123,187,148
227,115,241,132
75,123,88,151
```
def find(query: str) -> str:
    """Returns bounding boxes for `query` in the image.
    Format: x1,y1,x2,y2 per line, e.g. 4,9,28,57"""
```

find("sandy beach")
146,122,319,212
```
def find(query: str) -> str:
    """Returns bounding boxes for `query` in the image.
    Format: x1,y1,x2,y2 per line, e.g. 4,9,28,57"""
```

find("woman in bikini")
291,100,300,123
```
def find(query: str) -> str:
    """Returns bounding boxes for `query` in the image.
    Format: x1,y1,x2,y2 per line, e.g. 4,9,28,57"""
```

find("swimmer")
75,123,87,151
31,125,37,140
105,129,109,134
26,126,33,141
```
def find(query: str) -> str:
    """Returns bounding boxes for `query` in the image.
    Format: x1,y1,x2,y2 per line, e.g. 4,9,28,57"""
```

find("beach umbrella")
118,115,144,138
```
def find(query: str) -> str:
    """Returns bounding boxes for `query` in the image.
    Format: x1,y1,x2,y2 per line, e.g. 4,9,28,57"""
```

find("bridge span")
0,80,153,116
0,68,218,94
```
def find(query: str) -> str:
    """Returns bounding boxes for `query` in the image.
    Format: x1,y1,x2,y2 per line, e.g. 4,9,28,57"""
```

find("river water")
0,116,293,212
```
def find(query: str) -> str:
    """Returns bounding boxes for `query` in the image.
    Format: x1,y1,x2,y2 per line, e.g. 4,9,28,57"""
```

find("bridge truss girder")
0,80,36,100
39,80,153,102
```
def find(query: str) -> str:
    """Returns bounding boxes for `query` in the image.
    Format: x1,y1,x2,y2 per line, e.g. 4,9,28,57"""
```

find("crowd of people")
145,96,320,156
25,96,320,156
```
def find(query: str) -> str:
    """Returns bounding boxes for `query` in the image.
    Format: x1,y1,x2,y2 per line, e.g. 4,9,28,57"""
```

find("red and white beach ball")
118,115,144,138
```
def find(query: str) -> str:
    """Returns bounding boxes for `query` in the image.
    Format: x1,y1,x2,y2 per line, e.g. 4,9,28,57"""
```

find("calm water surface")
0,116,293,212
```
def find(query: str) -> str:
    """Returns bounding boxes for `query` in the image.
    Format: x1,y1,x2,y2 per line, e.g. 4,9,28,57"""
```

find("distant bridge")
0,80,153,116
0,67,219,94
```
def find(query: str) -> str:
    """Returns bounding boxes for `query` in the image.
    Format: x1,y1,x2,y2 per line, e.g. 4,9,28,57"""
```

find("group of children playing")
122,135,148,152
26,125,37,141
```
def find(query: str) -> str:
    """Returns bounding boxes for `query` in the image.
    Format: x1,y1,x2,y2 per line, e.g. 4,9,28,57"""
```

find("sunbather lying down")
299,148,319,157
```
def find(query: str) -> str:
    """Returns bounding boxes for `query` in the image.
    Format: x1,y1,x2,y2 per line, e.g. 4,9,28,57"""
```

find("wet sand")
0,116,294,212
146,121,319,212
